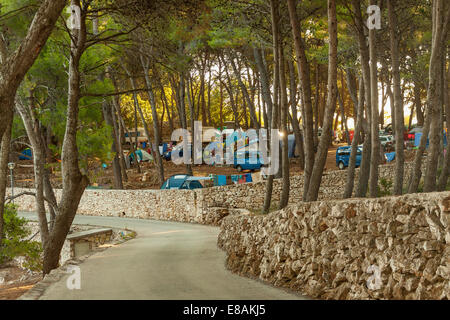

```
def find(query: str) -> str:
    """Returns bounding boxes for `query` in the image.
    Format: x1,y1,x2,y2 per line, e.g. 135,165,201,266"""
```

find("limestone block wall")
8,188,205,223
202,163,413,211
7,163,415,225
218,192,450,300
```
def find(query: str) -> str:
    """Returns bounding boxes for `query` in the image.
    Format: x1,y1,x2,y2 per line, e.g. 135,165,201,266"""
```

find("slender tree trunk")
337,90,350,145
253,47,273,128
414,83,425,127
423,0,448,192
263,0,280,214
230,53,261,130
102,101,123,189
279,48,290,209
344,77,365,198
287,57,305,169
388,0,406,195
110,97,128,183
0,0,66,237
112,95,139,175
16,96,50,246
352,0,372,198
287,0,315,201
140,56,165,184
0,111,12,246
437,63,450,190
43,2,89,274
314,65,320,149
0,0,67,141
179,73,193,175
368,0,380,198
305,0,338,202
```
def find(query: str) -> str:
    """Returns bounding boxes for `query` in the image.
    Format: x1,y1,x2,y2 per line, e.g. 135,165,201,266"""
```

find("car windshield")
168,178,186,189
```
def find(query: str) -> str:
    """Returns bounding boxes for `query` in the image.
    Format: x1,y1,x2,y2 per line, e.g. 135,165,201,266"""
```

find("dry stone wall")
218,192,450,300
8,164,414,226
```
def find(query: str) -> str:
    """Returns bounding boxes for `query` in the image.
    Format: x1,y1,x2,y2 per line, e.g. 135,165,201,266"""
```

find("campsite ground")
11,144,415,190
12,145,342,189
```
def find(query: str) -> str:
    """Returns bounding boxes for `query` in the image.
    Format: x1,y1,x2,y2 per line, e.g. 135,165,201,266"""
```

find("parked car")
124,128,147,145
160,174,203,190
379,135,394,151
233,151,264,172
336,146,362,170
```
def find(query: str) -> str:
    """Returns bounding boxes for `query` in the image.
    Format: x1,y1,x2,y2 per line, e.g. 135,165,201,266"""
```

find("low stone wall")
9,188,206,223
8,163,415,226
202,163,413,211
218,192,450,300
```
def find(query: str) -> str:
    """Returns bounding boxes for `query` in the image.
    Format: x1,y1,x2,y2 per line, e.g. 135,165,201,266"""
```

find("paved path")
20,213,305,300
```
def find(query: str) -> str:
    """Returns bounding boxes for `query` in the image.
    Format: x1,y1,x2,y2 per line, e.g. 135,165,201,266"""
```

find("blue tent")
415,131,447,147
385,152,396,162
19,148,32,160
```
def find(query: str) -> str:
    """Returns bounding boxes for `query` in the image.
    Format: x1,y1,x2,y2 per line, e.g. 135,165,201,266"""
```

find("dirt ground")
0,265,41,300
13,145,344,189
12,144,415,190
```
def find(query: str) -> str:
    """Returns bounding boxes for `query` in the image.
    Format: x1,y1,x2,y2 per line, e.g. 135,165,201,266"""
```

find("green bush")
379,178,393,197
0,205,43,271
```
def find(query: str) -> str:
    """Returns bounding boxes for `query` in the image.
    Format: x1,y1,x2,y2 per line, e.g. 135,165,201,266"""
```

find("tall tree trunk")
414,83,425,127
437,62,450,190
314,65,320,149
388,0,405,195
140,56,165,184
43,1,89,274
0,111,12,246
337,90,350,145
110,97,128,183
352,0,372,198
368,0,380,198
423,0,448,192
229,53,261,130
16,96,50,246
408,113,432,193
179,73,193,175
344,77,365,198
279,48,290,209
0,0,67,141
287,57,305,169
112,94,139,176
0,0,67,231
253,47,273,128
263,0,280,214
287,0,315,201
102,101,123,189
305,0,338,202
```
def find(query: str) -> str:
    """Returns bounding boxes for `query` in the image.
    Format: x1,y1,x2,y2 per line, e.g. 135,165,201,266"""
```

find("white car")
379,135,394,146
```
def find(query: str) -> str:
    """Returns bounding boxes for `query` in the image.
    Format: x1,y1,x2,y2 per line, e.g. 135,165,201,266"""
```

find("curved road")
20,213,305,300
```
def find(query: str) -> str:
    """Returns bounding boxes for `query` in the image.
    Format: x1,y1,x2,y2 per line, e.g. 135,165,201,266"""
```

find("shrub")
379,178,393,197
0,205,43,271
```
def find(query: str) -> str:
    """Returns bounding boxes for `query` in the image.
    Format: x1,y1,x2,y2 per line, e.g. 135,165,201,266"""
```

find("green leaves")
0,204,43,271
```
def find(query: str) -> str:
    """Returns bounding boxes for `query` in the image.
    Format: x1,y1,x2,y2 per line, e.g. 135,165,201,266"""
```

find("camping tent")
129,149,153,162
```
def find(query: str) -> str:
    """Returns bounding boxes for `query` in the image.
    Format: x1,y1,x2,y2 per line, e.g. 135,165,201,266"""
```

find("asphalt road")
20,213,305,300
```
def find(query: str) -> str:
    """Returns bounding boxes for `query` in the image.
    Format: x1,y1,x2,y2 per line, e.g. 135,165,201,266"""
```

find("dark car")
233,151,264,172
336,146,362,170
160,174,203,190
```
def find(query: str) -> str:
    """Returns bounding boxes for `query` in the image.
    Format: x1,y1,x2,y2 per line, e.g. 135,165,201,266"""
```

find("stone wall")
8,164,414,226
202,163,413,211
218,192,450,300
